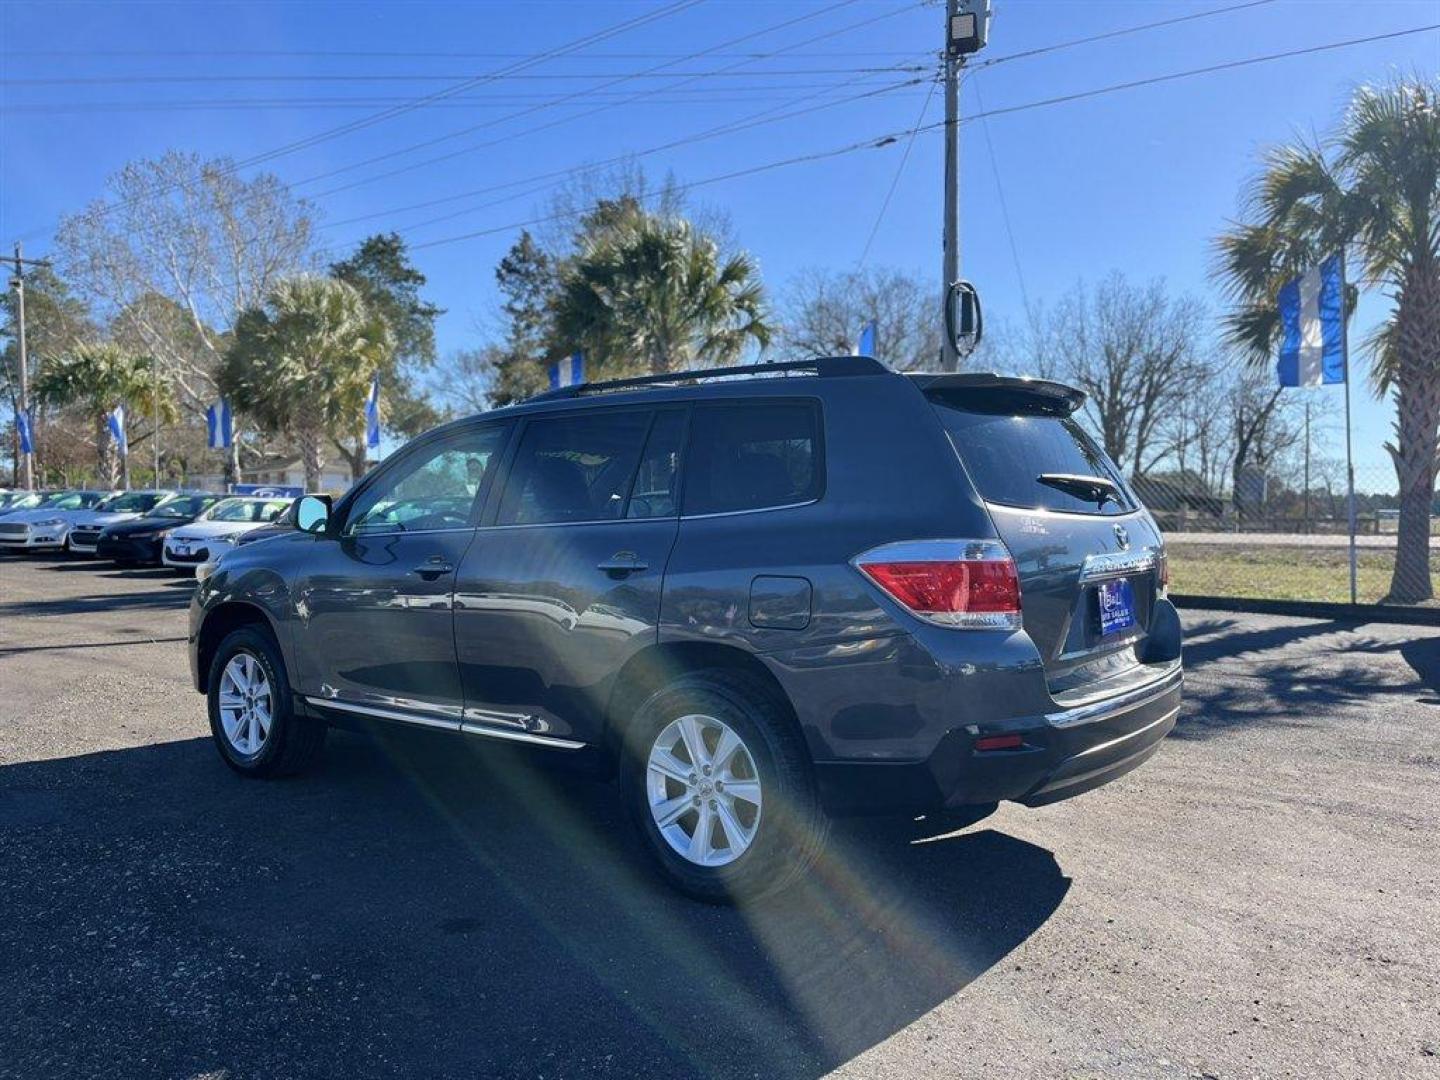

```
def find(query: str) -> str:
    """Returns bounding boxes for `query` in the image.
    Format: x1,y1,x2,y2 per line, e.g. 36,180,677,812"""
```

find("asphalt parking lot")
1,553,1437,1080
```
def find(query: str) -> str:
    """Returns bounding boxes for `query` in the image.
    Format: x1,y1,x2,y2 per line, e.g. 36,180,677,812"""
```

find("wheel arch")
196,601,282,694
603,640,803,756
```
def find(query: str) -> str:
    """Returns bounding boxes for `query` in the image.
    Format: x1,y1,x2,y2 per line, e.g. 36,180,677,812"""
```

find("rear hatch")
918,375,1167,702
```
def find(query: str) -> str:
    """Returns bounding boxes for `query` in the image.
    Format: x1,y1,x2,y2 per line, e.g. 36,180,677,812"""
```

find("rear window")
683,402,821,516
931,395,1133,516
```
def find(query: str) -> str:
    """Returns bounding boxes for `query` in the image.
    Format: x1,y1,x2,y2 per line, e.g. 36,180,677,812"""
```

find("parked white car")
163,496,294,572
0,490,115,550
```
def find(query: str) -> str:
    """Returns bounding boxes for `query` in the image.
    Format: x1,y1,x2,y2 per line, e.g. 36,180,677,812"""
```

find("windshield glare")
154,496,215,519
100,492,167,514
204,498,286,523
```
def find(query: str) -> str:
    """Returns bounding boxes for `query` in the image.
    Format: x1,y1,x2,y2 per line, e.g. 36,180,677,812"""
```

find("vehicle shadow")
0,729,1069,1079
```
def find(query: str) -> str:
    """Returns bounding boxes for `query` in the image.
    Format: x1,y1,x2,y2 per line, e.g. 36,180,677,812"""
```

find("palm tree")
553,208,772,378
1215,77,1440,603
33,342,175,488
220,277,393,491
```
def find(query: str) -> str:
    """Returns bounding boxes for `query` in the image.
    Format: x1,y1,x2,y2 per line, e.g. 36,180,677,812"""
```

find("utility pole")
941,0,990,372
9,242,51,491
941,0,961,372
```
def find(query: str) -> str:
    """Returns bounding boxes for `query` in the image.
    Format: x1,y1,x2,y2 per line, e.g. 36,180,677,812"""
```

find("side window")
626,410,686,520
683,401,822,516
345,424,509,535
497,410,651,525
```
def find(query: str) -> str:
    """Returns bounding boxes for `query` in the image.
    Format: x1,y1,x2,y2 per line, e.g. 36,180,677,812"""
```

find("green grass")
1167,542,1440,605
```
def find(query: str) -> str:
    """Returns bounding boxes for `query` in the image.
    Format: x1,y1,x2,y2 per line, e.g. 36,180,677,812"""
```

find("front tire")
621,670,829,903
206,625,325,778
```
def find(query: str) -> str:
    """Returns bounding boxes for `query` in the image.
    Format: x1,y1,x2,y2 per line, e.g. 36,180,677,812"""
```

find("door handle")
597,551,648,576
412,560,455,580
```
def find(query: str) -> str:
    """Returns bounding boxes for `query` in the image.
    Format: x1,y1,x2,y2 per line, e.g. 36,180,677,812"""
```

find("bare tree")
55,151,319,480
778,266,941,371
1024,274,1207,477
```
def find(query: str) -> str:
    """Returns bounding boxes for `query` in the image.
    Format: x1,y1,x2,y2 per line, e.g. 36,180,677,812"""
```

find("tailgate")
922,378,1166,695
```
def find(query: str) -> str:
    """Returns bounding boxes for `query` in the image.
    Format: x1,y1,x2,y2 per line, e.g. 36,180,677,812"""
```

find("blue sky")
2,0,1436,475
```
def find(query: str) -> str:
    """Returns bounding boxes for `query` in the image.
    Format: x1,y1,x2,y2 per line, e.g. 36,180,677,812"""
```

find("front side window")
345,424,509,535
683,401,822,516
497,411,652,525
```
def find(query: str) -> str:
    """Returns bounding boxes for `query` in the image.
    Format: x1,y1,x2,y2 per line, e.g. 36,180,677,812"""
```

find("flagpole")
1341,248,1357,605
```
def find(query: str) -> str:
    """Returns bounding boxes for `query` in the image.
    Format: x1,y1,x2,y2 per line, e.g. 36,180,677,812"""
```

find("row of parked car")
0,487,297,574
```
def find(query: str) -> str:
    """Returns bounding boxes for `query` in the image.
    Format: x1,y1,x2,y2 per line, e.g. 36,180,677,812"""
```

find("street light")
947,0,991,58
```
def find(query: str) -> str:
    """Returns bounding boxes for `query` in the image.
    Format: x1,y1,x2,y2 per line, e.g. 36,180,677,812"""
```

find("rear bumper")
96,536,163,564
814,665,1181,815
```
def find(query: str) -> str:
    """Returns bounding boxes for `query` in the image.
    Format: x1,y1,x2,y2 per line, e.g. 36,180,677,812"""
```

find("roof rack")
526,355,889,402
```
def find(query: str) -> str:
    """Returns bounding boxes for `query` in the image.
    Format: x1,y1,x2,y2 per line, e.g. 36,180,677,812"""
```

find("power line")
855,76,938,271
968,70,1032,324
325,75,925,237
15,0,707,240
1,92,892,115
227,0,708,171
409,134,902,252
971,0,1279,70
0,48,931,61
399,21,1440,254
947,23,1440,125
287,3,926,200
1,66,927,86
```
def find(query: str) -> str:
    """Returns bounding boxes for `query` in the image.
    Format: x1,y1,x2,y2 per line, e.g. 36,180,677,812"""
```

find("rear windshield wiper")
1036,473,1121,507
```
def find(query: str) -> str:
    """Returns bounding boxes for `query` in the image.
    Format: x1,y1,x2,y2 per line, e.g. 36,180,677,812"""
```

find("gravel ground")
0,553,1436,1080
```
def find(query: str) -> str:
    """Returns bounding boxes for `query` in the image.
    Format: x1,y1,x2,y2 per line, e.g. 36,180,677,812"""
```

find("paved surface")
1,553,1437,1080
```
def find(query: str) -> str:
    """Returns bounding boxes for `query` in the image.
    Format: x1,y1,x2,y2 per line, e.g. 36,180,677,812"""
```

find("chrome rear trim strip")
1079,549,1158,582
1046,668,1183,729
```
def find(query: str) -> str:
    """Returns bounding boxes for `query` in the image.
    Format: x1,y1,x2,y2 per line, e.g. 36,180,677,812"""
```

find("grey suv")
188,357,1182,900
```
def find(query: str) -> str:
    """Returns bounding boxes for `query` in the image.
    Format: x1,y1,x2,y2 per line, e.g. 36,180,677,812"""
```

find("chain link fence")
1137,462,1436,607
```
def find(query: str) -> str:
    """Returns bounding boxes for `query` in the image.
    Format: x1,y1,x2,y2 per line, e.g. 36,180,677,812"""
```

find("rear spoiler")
906,372,1086,416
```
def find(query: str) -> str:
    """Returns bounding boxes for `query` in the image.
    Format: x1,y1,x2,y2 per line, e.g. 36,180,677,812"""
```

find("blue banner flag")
549,352,584,390
365,373,381,450
15,409,33,455
856,319,878,358
1276,253,1346,388
107,404,127,456
206,399,233,450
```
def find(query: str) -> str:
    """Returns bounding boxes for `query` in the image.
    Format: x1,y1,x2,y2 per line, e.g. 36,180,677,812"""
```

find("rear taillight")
853,539,1022,630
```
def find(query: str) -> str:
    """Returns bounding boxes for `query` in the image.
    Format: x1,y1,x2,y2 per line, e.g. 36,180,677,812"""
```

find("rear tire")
620,670,829,903
206,625,325,778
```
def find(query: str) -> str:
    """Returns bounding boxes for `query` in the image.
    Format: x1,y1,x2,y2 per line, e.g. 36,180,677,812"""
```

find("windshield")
0,492,42,510
39,491,98,511
203,498,290,523
99,491,168,514
153,495,217,519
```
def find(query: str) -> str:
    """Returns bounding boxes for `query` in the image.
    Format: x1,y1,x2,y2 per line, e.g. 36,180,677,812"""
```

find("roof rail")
526,355,889,402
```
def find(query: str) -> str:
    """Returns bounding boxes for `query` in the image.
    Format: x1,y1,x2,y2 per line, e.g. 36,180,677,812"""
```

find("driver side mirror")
296,494,332,534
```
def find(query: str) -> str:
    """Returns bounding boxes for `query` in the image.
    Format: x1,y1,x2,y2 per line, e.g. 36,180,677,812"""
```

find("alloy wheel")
646,714,762,867
218,651,273,756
